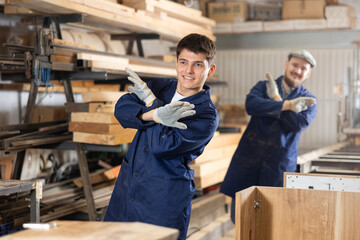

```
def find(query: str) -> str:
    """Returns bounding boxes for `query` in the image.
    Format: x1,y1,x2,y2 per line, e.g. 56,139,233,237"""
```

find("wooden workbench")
1,221,179,240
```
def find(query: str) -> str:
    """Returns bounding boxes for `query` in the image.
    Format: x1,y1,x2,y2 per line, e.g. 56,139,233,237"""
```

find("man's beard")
283,74,298,89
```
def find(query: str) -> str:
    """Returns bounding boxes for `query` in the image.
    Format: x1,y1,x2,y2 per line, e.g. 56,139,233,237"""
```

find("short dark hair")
176,33,216,65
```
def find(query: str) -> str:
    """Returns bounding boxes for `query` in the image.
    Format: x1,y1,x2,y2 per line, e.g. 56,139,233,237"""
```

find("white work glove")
266,72,281,100
126,67,156,106
288,97,316,113
153,101,196,130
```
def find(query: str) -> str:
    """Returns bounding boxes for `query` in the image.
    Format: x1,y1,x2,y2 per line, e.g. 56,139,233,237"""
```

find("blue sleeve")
245,81,284,119
114,92,164,130
146,105,219,160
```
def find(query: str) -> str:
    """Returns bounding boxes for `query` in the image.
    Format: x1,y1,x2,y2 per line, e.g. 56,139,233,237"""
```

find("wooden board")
71,112,118,124
195,169,227,189
0,220,179,240
188,193,226,236
77,52,129,65
69,122,127,134
73,131,136,145
7,0,214,42
81,91,126,103
236,186,360,240
65,102,115,113
192,144,237,164
73,165,120,187
191,157,232,177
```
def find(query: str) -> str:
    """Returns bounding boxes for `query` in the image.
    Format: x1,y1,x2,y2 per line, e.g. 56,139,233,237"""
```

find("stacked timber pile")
76,51,176,77
187,191,234,240
0,165,119,227
4,0,215,42
67,91,137,145
190,132,243,189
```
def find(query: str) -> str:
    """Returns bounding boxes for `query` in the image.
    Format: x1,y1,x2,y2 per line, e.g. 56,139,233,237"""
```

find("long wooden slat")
88,60,177,77
73,165,120,187
71,112,118,124
192,144,237,164
69,122,127,134
191,157,232,177
72,131,136,145
7,0,214,42
81,91,126,103
77,52,129,65
195,169,227,189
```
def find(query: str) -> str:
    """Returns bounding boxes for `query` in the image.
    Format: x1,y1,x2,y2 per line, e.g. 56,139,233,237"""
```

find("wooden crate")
235,186,360,240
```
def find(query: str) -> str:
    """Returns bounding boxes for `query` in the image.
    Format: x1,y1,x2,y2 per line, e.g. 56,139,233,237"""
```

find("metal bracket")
111,33,160,57
254,200,261,209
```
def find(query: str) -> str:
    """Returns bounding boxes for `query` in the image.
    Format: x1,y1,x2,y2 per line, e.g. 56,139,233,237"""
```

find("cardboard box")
282,0,326,19
325,5,354,18
208,1,248,23
327,17,356,29
236,186,360,240
293,18,327,30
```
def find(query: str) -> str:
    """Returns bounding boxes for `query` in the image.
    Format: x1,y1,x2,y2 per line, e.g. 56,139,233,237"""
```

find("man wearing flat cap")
220,50,318,223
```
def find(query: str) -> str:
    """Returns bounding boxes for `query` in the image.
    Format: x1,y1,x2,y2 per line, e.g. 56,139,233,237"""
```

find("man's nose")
186,64,194,73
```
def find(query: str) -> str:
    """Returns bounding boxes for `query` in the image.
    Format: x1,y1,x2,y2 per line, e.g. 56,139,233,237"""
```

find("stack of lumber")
76,52,176,77
187,191,233,240
50,38,177,77
4,0,215,42
190,132,243,189
68,91,137,145
0,167,118,227
0,121,71,151
122,0,215,40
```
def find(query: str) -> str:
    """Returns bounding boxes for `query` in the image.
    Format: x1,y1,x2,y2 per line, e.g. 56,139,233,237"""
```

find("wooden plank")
65,102,115,113
0,220,179,240
81,91,126,103
72,131,136,145
68,0,135,16
7,0,184,42
195,169,227,189
89,60,177,77
73,165,121,187
69,122,127,134
77,52,129,65
191,157,232,177
205,133,242,150
188,193,226,236
71,112,118,124
187,213,233,240
53,38,98,51
50,54,76,64
192,144,237,164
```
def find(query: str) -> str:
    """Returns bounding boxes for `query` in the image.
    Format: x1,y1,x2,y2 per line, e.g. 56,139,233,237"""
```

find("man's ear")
305,69,312,79
207,64,216,78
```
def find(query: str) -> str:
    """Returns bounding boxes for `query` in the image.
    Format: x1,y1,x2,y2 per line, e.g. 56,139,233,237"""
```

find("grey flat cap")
288,50,316,68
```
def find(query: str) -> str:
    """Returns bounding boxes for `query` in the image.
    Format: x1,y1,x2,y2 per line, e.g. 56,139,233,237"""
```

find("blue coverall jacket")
104,78,219,240
220,75,317,198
